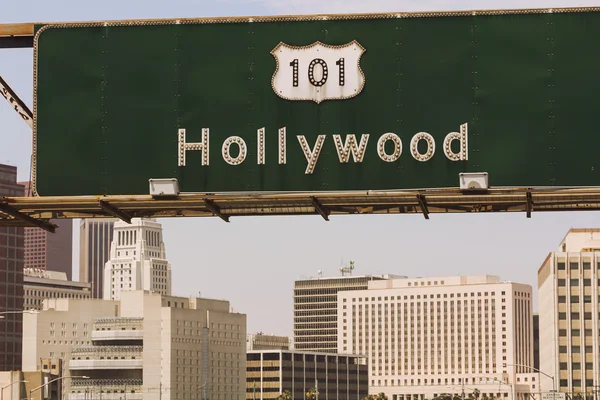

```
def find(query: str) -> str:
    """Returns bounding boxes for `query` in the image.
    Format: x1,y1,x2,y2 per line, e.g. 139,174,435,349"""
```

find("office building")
533,314,539,371
246,350,368,400
338,275,539,400
79,218,117,298
23,267,91,310
23,290,247,400
103,218,171,300
19,181,73,279
247,333,291,351
538,229,600,395
0,164,24,370
294,266,401,352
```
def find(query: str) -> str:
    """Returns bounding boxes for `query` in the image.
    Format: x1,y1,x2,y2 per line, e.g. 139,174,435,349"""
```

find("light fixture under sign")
459,172,489,190
149,178,180,197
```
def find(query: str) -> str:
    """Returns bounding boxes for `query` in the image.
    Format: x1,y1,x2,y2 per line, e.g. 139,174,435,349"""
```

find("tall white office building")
338,275,539,400
538,228,600,396
103,218,172,300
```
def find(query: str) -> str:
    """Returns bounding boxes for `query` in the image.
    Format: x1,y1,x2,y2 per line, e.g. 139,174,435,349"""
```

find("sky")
2,0,600,337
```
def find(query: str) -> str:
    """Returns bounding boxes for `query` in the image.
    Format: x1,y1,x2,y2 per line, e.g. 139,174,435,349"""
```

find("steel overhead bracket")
526,191,533,218
99,200,132,223
203,199,229,222
310,196,330,221
0,75,33,128
417,194,430,220
0,202,55,232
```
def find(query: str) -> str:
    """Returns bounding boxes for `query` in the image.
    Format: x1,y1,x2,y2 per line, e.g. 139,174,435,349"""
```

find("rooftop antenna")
340,260,355,276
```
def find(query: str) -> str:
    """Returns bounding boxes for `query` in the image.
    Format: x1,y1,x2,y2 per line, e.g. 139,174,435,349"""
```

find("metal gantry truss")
2,188,600,231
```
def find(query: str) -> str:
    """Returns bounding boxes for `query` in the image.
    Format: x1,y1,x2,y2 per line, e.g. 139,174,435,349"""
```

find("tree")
277,391,292,400
306,387,318,400
363,393,388,400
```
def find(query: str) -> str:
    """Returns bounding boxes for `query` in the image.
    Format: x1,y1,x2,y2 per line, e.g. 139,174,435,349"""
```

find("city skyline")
4,0,600,339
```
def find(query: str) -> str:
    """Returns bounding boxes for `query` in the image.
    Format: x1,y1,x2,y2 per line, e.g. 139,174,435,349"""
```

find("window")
557,262,566,270
570,262,579,270
583,262,591,270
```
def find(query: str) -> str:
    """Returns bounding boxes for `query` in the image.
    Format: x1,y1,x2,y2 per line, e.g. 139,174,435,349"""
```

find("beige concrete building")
23,290,247,400
24,267,91,310
338,275,539,400
538,228,600,396
246,350,368,400
22,297,119,372
294,271,401,352
246,333,291,351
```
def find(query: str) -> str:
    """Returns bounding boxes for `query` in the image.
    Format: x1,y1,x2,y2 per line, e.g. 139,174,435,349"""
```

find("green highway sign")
32,8,600,196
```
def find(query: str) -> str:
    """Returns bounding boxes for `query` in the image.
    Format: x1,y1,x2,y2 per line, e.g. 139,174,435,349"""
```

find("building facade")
19,181,73,279
338,275,539,400
79,218,117,298
23,267,91,310
538,229,600,396
247,333,291,351
246,350,368,400
22,297,119,372
0,164,25,370
23,291,247,400
294,273,399,352
103,218,172,300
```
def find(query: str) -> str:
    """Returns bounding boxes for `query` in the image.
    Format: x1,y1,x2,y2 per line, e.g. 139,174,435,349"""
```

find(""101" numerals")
289,58,345,87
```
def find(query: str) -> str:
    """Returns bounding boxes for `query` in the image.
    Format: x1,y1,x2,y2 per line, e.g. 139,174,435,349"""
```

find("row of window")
557,261,597,270
557,278,600,286
49,322,88,329
25,290,89,298
557,295,598,303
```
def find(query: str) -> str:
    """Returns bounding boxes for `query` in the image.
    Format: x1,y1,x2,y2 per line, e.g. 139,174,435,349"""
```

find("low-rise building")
247,333,291,351
24,267,91,310
246,350,368,400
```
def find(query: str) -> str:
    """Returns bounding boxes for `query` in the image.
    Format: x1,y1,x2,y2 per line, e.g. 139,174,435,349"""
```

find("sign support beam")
203,199,229,222
0,75,33,128
0,202,55,233
99,200,132,224
310,196,330,221
417,194,430,220
526,192,533,218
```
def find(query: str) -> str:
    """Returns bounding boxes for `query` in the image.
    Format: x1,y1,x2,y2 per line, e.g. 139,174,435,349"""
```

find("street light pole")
29,376,89,400
503,363,556,393
1,380,28,400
